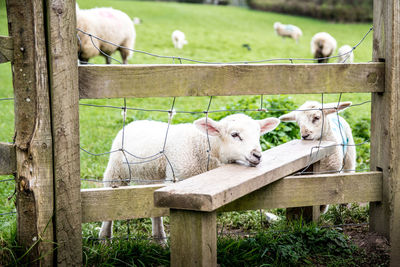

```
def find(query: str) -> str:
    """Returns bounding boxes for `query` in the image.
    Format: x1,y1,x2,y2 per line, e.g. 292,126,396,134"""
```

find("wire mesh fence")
0,23,374,240
80,93,371,186
75,22,374,245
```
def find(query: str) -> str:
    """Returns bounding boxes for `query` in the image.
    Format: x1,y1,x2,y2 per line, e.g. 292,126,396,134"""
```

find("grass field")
0,0,375,265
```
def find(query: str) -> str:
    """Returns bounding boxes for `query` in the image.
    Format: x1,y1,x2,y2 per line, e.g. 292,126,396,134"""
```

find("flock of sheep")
75,5,357,241
274,22,354,63
76,5,353,65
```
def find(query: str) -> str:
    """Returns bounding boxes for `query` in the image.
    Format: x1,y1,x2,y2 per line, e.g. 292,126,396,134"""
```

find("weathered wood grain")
170,209,217,267
286,162,321,222
372,0,385,62
45,0,82,265
80,172,382,223
0,142,16,175
81,184,168,223
79,63,384,99
370,1,400,266
219,172,382,212
154,140,336,212
0,36,13,63
6,0,54,265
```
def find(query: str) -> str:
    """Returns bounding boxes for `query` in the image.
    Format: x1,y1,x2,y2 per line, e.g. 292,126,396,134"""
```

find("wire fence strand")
76,26,373,65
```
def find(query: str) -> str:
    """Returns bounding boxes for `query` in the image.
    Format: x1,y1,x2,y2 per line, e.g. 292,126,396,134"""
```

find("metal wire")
80,100,371,115
0,211,16,216
0,179,14,183
80,97,370,185
76,26,372,64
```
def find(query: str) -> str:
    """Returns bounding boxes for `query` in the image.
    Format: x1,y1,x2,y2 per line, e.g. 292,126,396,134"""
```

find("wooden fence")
0,0,398,266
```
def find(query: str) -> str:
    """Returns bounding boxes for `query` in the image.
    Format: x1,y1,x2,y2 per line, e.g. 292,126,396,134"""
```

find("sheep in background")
171,30,188,49
337,45,354,63
76,4,136,64
99,114,280,242
279,101,356,213
311,32,337,63
273,22,303,43
133,17,142,25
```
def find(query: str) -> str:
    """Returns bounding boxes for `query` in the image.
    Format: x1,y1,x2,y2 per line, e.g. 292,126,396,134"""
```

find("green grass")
0,0,374,265
81,215,370,266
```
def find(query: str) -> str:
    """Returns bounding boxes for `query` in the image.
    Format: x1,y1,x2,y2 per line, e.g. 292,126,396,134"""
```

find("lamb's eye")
312,116,320,123
231,132,242,140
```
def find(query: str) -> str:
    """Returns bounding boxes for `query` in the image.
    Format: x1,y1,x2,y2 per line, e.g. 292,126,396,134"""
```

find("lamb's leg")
99,155,126,238
99,221,113,238
151,217,167,245
119,48,131,64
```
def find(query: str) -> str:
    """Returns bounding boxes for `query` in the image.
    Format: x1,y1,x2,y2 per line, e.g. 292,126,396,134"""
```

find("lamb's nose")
251,150,262,160
302,134,310,140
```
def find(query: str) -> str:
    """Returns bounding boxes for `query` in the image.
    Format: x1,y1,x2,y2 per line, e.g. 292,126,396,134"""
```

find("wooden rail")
0,36,13,63
81,184,168,223
81,172,382,223
0,142,16,175
154,140,335,212
220,171,382,212
79,63,384,99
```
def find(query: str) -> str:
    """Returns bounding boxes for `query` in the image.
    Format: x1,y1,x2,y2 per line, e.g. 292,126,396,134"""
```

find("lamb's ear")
194,117,221,136
259,118,280,135
324,101,352,115
279,112,296,122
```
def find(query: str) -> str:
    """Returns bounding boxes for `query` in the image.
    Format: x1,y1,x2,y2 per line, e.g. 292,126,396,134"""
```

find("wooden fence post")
286,162,321,222
170,209,217,267
370,0,400,266
45,0,82,265
6,0,54,265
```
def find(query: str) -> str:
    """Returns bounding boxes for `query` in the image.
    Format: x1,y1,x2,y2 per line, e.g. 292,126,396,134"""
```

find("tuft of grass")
322,203,369,225
218,220,363,266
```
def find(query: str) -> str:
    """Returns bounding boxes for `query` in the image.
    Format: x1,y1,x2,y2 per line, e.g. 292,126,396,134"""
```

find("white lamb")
171,30,188,49
99,114,280,241
273,22,303,43
76,4,136,64
337,45,354,63
311,32,337,63
279,101,356,213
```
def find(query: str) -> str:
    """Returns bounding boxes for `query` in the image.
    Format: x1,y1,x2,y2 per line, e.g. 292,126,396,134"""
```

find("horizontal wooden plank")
219,172,382,212
0,36,13,64
81,184,169,223
79,63,384,99
81,172,382,222
154,140,336,212
0,142,16,175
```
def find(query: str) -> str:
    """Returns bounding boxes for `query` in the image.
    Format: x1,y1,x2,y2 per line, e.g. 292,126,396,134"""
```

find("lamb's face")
279,101,352,140
295,108,325,140
194,114,280,167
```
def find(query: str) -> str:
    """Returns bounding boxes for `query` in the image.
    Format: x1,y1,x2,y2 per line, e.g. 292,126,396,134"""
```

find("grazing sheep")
99,114,280,241
273,22,303,43
279,101,356,213
171,30,188,49
311,32,337,63
337,45,354,63
132,17,142,25
76,4,136,64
